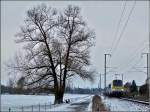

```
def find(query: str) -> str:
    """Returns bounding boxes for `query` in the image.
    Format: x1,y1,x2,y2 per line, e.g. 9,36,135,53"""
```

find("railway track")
119,97,149,105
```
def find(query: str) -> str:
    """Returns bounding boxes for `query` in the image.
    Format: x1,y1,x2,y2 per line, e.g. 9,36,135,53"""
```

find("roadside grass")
92,95,108,112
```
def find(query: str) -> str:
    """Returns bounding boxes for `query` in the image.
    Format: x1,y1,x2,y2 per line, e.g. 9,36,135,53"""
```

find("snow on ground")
1,94,91,111
101,95,150,111
3,94,149,111
87,96,92,111
49,95,92,111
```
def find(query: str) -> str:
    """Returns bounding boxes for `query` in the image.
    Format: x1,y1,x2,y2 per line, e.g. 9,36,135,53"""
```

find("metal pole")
100,73,102,95
100,73,101,90
122,74,123,84
50,102,51,109
45,103,46,112
148,0,150,108
98,73,101,93
31,105,33,112
147,54,149,79
104,54,111,91
39,103,40,112
104,54,106,90
22,106,24,112
142,53,149,79
9,108,11,112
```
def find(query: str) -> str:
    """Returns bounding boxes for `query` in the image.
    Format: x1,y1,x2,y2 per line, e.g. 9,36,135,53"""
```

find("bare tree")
7,77,15,88
17,76,25,90
8,4,95,104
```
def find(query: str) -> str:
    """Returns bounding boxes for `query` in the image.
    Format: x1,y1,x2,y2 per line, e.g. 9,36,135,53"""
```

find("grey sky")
1,1,149,88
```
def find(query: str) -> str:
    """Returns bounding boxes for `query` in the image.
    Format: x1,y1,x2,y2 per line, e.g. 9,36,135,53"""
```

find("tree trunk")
54,87,65,104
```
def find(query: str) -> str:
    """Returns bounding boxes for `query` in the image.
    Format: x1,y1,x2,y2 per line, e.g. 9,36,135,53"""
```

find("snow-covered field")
101,95,150,111
49,95,92,111
1,94,91,111
2,94,149,111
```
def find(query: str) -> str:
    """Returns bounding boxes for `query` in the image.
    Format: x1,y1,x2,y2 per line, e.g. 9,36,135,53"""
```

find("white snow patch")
49,95,92,111
87,96,92,111
101,95,150,111
1,94,90,111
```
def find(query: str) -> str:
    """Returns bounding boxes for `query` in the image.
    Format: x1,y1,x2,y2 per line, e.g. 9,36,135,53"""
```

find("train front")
110,80,124,97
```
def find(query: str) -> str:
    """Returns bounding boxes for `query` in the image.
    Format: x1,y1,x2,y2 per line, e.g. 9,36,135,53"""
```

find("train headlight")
112,88,115,91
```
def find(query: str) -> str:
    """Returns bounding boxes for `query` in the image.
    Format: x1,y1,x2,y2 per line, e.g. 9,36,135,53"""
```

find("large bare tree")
8,4,95,104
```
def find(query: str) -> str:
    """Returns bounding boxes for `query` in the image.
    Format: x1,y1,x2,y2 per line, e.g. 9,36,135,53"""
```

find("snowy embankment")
1,94,92,111
49,95,92,111
101,95,150,111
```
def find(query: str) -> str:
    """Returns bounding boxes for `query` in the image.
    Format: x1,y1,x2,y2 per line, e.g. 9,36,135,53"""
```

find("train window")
113,80,123,86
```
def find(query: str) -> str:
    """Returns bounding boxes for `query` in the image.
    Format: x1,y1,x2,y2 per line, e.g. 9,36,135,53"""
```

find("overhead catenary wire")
111,0,136,57
108,42,148,74
116,39,148,70
125,58,147,74
108,0,136,72
119,45,148,73
109,0,127,54
123,57,143,74
107,0,127,66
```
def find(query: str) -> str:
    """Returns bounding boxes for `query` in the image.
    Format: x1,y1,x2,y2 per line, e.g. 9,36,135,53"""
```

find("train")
104,79,125,97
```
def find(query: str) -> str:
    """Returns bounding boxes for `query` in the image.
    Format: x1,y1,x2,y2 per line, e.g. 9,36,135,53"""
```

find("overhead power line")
111,0,136,56
123,57,143,74
107,0,127,66
107,39,147,75
111,1,136,59
125,57,147,75
118,44,147,73
109,0,127,54
108,0,136,71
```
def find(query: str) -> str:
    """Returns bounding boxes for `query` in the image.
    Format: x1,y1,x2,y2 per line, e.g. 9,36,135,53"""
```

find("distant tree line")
65,87,101,94
1,84,101,95
1,84,52,95
124,80,148,99
139,83,149,97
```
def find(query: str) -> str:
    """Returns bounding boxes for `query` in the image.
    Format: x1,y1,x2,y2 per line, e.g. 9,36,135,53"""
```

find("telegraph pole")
104,54,111,90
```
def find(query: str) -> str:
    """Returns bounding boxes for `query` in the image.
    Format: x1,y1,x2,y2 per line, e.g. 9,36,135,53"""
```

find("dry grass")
92,95,108,112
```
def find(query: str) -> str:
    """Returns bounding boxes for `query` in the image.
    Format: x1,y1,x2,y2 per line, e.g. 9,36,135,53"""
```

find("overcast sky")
1,1,149,88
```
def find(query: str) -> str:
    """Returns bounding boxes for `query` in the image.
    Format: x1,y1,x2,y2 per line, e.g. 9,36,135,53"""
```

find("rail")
119,97,149,105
